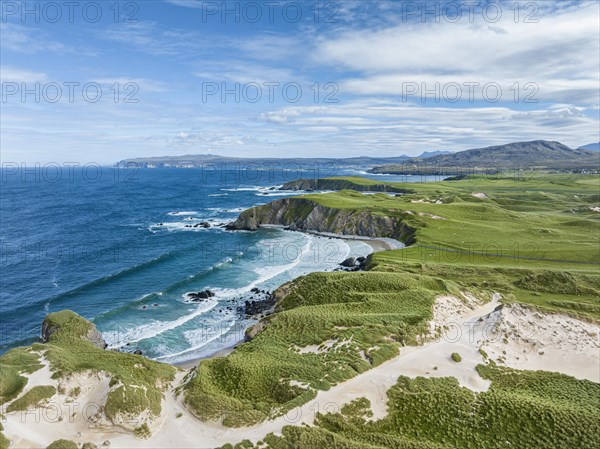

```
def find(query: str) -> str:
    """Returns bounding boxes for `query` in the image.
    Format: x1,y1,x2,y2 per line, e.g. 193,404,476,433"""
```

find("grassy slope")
246,364,599,449
187,174,599,429
34,311,176,424
0,311,176,435
185,271,455,426
308,175,600,264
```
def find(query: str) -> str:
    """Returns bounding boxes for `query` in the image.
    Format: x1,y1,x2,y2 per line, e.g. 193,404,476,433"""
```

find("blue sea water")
0,166,437,363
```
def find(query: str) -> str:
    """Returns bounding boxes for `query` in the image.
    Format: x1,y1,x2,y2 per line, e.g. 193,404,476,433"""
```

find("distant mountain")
417,150,453,158
115,154,413,168
578,142,600,151
370,140,599,174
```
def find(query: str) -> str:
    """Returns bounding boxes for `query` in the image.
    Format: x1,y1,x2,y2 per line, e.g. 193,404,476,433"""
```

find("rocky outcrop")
280,178,412,193
42,310,107,349
226,198,416,244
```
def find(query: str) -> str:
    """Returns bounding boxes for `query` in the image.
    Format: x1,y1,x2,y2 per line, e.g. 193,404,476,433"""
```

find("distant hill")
370,140,599,174
418,150,453,158
578,142,600,151
115,154,413,168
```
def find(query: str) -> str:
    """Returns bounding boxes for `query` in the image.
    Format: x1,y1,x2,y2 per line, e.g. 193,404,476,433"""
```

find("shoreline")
260,224,405,252
172,344,238,369
168,227,403,369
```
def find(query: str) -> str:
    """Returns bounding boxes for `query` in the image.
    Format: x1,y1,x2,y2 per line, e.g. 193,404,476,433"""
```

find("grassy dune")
185,271,454,426
0,310,176,435
245,365,600,449
188,174,600,431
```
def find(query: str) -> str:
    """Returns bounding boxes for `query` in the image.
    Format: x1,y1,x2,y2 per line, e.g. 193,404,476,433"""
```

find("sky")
1,0,599,164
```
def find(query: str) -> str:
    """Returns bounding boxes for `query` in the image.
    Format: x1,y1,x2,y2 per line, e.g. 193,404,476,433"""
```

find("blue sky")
1,0,599,164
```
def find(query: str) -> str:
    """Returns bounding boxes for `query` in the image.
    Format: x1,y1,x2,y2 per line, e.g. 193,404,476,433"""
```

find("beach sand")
4,292,599,448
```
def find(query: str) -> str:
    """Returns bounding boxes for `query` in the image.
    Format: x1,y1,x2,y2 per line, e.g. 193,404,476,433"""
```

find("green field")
186,174,600,432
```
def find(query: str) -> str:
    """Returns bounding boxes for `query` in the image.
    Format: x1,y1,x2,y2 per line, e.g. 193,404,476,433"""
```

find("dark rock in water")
262,192,269,195
340,257,356,267
269,187,276,190
133,349,143,355
242,297,275,317
142,305,147,309
153,303,159,307
357,256,369,270
189,289,215,301
251,287,260,293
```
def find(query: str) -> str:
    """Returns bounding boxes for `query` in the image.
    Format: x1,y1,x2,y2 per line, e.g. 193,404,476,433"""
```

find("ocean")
0,166,437,363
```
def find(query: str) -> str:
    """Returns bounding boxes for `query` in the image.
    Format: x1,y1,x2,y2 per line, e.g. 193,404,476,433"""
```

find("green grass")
35,311,176,426
244,364,600,449
3,310,176,429
0,347,43,405
189,174,600,427
46,440,78,449
0,422,8,449
184,271,456,426
0,434,8,449
451,353,462,363
6,385,56,412
302,175,600,264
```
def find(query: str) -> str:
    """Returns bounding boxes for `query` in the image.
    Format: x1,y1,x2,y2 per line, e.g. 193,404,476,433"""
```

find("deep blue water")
0,166,437,362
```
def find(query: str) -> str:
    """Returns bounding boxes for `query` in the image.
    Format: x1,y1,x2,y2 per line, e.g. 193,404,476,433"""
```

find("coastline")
169,227,404,369
173,345,238,369
260,224,405,252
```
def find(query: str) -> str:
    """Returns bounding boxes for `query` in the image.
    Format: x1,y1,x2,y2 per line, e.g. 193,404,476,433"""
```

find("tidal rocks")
188,290,215,301
338,255,369,271
239,290,275,317
340,257,356,267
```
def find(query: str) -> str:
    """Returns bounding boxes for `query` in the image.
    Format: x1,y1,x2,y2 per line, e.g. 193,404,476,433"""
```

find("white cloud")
0,23,67,53
0,66,48,83
314,3,600,105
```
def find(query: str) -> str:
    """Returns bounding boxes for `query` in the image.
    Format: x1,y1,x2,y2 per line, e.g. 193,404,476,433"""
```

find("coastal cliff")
280,178,413,193
226,197,417,244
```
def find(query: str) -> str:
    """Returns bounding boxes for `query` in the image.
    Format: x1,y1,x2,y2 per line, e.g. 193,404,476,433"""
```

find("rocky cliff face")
227,198,416,244
280,178,412,193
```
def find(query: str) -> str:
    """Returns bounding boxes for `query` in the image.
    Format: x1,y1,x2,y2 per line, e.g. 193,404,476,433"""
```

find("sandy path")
4,296,497,448
5,294,599,449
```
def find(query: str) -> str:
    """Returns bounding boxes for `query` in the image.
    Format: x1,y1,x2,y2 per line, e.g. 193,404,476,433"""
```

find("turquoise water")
0,167,435,362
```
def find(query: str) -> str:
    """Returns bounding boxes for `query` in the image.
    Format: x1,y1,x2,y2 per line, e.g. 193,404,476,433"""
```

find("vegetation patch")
46,439,78,449
6,385,56,412
6,310,175,424
0,347,43,404
185,271,452,426
194,174,600,429
243,364,600,448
